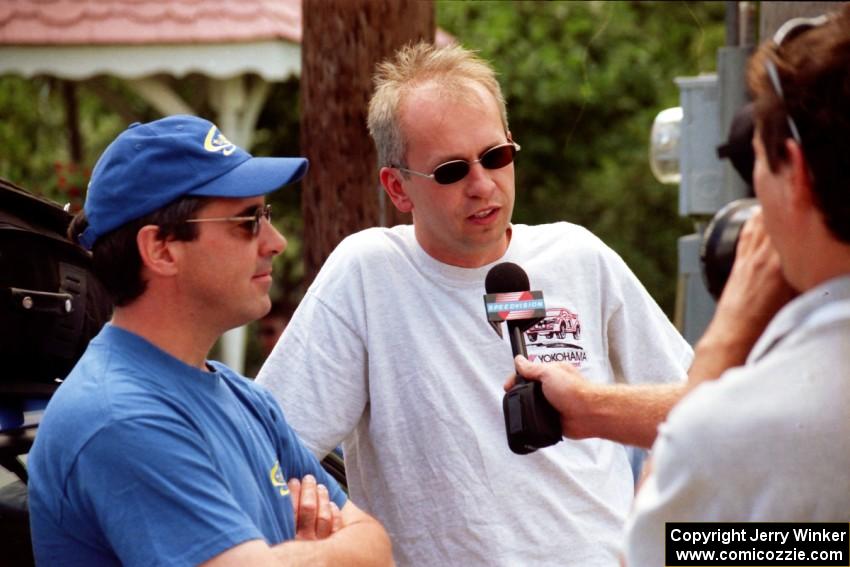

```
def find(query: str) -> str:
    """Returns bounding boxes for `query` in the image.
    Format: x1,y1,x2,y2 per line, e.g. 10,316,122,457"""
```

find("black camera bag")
0,177,112,392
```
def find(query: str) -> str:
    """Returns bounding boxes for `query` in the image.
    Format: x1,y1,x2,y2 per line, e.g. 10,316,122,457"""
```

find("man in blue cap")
27,116,393,567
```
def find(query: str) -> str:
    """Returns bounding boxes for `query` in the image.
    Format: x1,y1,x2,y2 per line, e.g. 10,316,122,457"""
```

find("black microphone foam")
484,262,564,454
485,262,533,362
485,262,529,294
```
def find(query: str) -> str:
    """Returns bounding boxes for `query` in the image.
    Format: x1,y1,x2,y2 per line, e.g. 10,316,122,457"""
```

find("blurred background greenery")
0,1,725,371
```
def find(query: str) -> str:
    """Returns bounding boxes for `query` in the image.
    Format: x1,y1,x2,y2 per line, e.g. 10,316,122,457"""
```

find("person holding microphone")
506,8,850,565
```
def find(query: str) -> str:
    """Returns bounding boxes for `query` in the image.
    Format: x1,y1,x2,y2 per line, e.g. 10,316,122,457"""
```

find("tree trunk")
300,0,434,285
62,80,83,164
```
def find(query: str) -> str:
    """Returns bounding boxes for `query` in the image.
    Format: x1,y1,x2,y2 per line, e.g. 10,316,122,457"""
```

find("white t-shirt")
258,223,691,567
624,276,850,567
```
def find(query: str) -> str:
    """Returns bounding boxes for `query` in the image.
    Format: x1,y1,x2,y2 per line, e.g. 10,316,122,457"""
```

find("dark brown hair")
747,5,850,242
68,197,208,306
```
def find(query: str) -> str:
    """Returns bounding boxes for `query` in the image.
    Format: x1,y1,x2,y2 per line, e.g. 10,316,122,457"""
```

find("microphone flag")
483,291,545,337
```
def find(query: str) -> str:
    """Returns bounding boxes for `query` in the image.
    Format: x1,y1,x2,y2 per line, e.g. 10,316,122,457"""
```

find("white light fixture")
649,106,683,185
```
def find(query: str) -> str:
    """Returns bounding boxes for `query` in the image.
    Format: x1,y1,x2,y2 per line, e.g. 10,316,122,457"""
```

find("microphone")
484,262,563,454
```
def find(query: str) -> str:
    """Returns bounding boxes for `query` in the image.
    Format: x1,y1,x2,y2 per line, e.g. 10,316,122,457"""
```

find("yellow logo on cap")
204,125,236,156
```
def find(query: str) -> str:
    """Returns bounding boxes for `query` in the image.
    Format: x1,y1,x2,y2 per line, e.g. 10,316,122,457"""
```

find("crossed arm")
201,475,393,567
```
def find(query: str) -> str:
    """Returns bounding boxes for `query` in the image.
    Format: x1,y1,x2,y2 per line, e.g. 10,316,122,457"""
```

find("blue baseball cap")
78,115,308,250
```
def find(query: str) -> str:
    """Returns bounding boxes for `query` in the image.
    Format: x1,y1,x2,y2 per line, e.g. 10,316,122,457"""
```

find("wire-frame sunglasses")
393,141,521,185
185,204,272,237
763,14,829,148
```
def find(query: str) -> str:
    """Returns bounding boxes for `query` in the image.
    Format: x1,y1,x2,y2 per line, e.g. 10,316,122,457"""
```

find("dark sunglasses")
764,14,828,148
186,204,272,237
394,141,520,185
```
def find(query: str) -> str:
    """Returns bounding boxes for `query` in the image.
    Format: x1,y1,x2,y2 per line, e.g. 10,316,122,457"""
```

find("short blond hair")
367,42,509,168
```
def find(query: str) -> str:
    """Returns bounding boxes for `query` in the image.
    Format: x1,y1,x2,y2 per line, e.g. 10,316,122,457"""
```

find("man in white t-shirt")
258,43,692,566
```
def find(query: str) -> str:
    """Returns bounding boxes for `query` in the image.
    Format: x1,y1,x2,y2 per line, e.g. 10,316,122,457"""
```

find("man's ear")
380,167,413,213
785,138,814,207
136,225,179,277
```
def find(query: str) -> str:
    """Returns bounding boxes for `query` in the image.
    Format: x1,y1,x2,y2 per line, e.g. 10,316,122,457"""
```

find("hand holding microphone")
503,355,591,440
484,262,562,454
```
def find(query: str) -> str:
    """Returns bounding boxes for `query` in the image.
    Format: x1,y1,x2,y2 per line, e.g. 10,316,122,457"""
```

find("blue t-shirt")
28,324,346,567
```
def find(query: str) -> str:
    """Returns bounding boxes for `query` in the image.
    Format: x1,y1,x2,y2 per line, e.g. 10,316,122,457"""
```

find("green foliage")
0,76,151,206
1,77,69,203
437,0,726,315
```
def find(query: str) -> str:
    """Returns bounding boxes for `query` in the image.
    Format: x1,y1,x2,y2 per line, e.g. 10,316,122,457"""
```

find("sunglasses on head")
394,141,520,185
763,14,828,148
185,204,272,237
